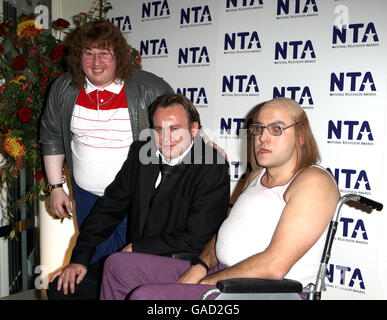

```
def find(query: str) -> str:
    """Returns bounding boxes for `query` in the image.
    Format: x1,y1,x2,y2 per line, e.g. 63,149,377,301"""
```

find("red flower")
17,106,33,123
12,55,26,70
52,18,70,30
34,171,44,182
51,44,65,60
28,49,36,57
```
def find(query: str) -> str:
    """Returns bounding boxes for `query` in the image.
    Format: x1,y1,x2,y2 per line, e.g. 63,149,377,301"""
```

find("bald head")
257,97,303,122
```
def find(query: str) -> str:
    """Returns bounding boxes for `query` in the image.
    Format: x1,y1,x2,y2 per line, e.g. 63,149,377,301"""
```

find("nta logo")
177,87,208,106
142,0,170,19
222,75,259,96
180,5,212,26
328,121,373,142
277,0,318,17
326,168,371,191
340,217,368,241
327,264,365,290
333,22,379,46
330,72,376,95
274,40,316,63
178,46,210,66
140,39,168,57
220,118,246,135
224,31,261,52
273,86,313,107
226,0,263,9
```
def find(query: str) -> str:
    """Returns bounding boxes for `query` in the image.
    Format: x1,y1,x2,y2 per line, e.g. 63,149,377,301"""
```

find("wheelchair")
201,194,383,300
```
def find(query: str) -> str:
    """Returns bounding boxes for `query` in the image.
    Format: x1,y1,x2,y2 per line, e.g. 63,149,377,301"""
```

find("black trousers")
46,262,103,300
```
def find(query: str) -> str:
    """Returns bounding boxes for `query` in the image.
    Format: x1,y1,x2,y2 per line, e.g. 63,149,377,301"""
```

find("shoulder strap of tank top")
287,164,337,189
243,168,265,191
309,164,338,185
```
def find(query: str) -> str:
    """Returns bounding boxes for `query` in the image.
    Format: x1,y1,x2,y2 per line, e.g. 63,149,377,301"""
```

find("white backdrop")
107,0,387,299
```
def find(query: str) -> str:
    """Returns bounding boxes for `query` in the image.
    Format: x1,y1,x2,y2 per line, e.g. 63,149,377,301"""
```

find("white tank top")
215,165,331,286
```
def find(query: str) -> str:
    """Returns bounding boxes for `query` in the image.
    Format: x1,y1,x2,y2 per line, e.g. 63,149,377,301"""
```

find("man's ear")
191,121,199,138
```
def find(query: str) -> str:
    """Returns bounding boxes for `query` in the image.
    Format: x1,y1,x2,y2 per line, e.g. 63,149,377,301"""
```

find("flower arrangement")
0,15,68,207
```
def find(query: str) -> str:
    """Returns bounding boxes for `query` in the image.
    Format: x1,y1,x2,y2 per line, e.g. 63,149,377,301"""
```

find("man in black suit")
47,93,230,299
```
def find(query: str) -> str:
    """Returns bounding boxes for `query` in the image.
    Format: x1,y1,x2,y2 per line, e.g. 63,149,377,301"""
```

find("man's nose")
92,54,103,64
161,128,171,143
259,127,271,143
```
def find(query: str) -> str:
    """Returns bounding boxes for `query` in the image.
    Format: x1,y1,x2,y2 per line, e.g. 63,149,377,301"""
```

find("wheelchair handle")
315,194,383,299
356,195,383,211
324,193,383,263
333,194,383,223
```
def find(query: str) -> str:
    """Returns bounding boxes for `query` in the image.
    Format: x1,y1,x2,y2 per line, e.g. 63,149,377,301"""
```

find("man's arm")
40,74,77,219
44,154,72,219
199,167,340,285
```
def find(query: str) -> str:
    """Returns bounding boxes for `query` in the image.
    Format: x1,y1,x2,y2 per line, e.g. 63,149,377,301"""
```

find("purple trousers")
100,252,227,300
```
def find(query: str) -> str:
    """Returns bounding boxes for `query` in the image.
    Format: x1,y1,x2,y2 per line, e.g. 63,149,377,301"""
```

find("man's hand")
177,265,207,284
121,243,133,252
198,272,219,286
50,263,87,295
49,189,72,219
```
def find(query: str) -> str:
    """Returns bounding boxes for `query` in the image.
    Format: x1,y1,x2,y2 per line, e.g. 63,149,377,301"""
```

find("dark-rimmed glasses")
249,122,299,136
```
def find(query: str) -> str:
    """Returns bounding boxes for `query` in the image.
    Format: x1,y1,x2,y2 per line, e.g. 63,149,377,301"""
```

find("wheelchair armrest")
216,278,303,294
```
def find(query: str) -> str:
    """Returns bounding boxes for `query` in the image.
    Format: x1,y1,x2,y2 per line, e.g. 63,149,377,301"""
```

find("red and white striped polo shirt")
71,78,132,196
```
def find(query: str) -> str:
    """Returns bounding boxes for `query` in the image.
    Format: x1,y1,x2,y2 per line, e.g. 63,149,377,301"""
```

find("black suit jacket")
71,136,230,266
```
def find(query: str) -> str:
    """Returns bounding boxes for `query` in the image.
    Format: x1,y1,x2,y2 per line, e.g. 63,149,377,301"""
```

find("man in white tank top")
190,97,340,287
99,97,340,300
